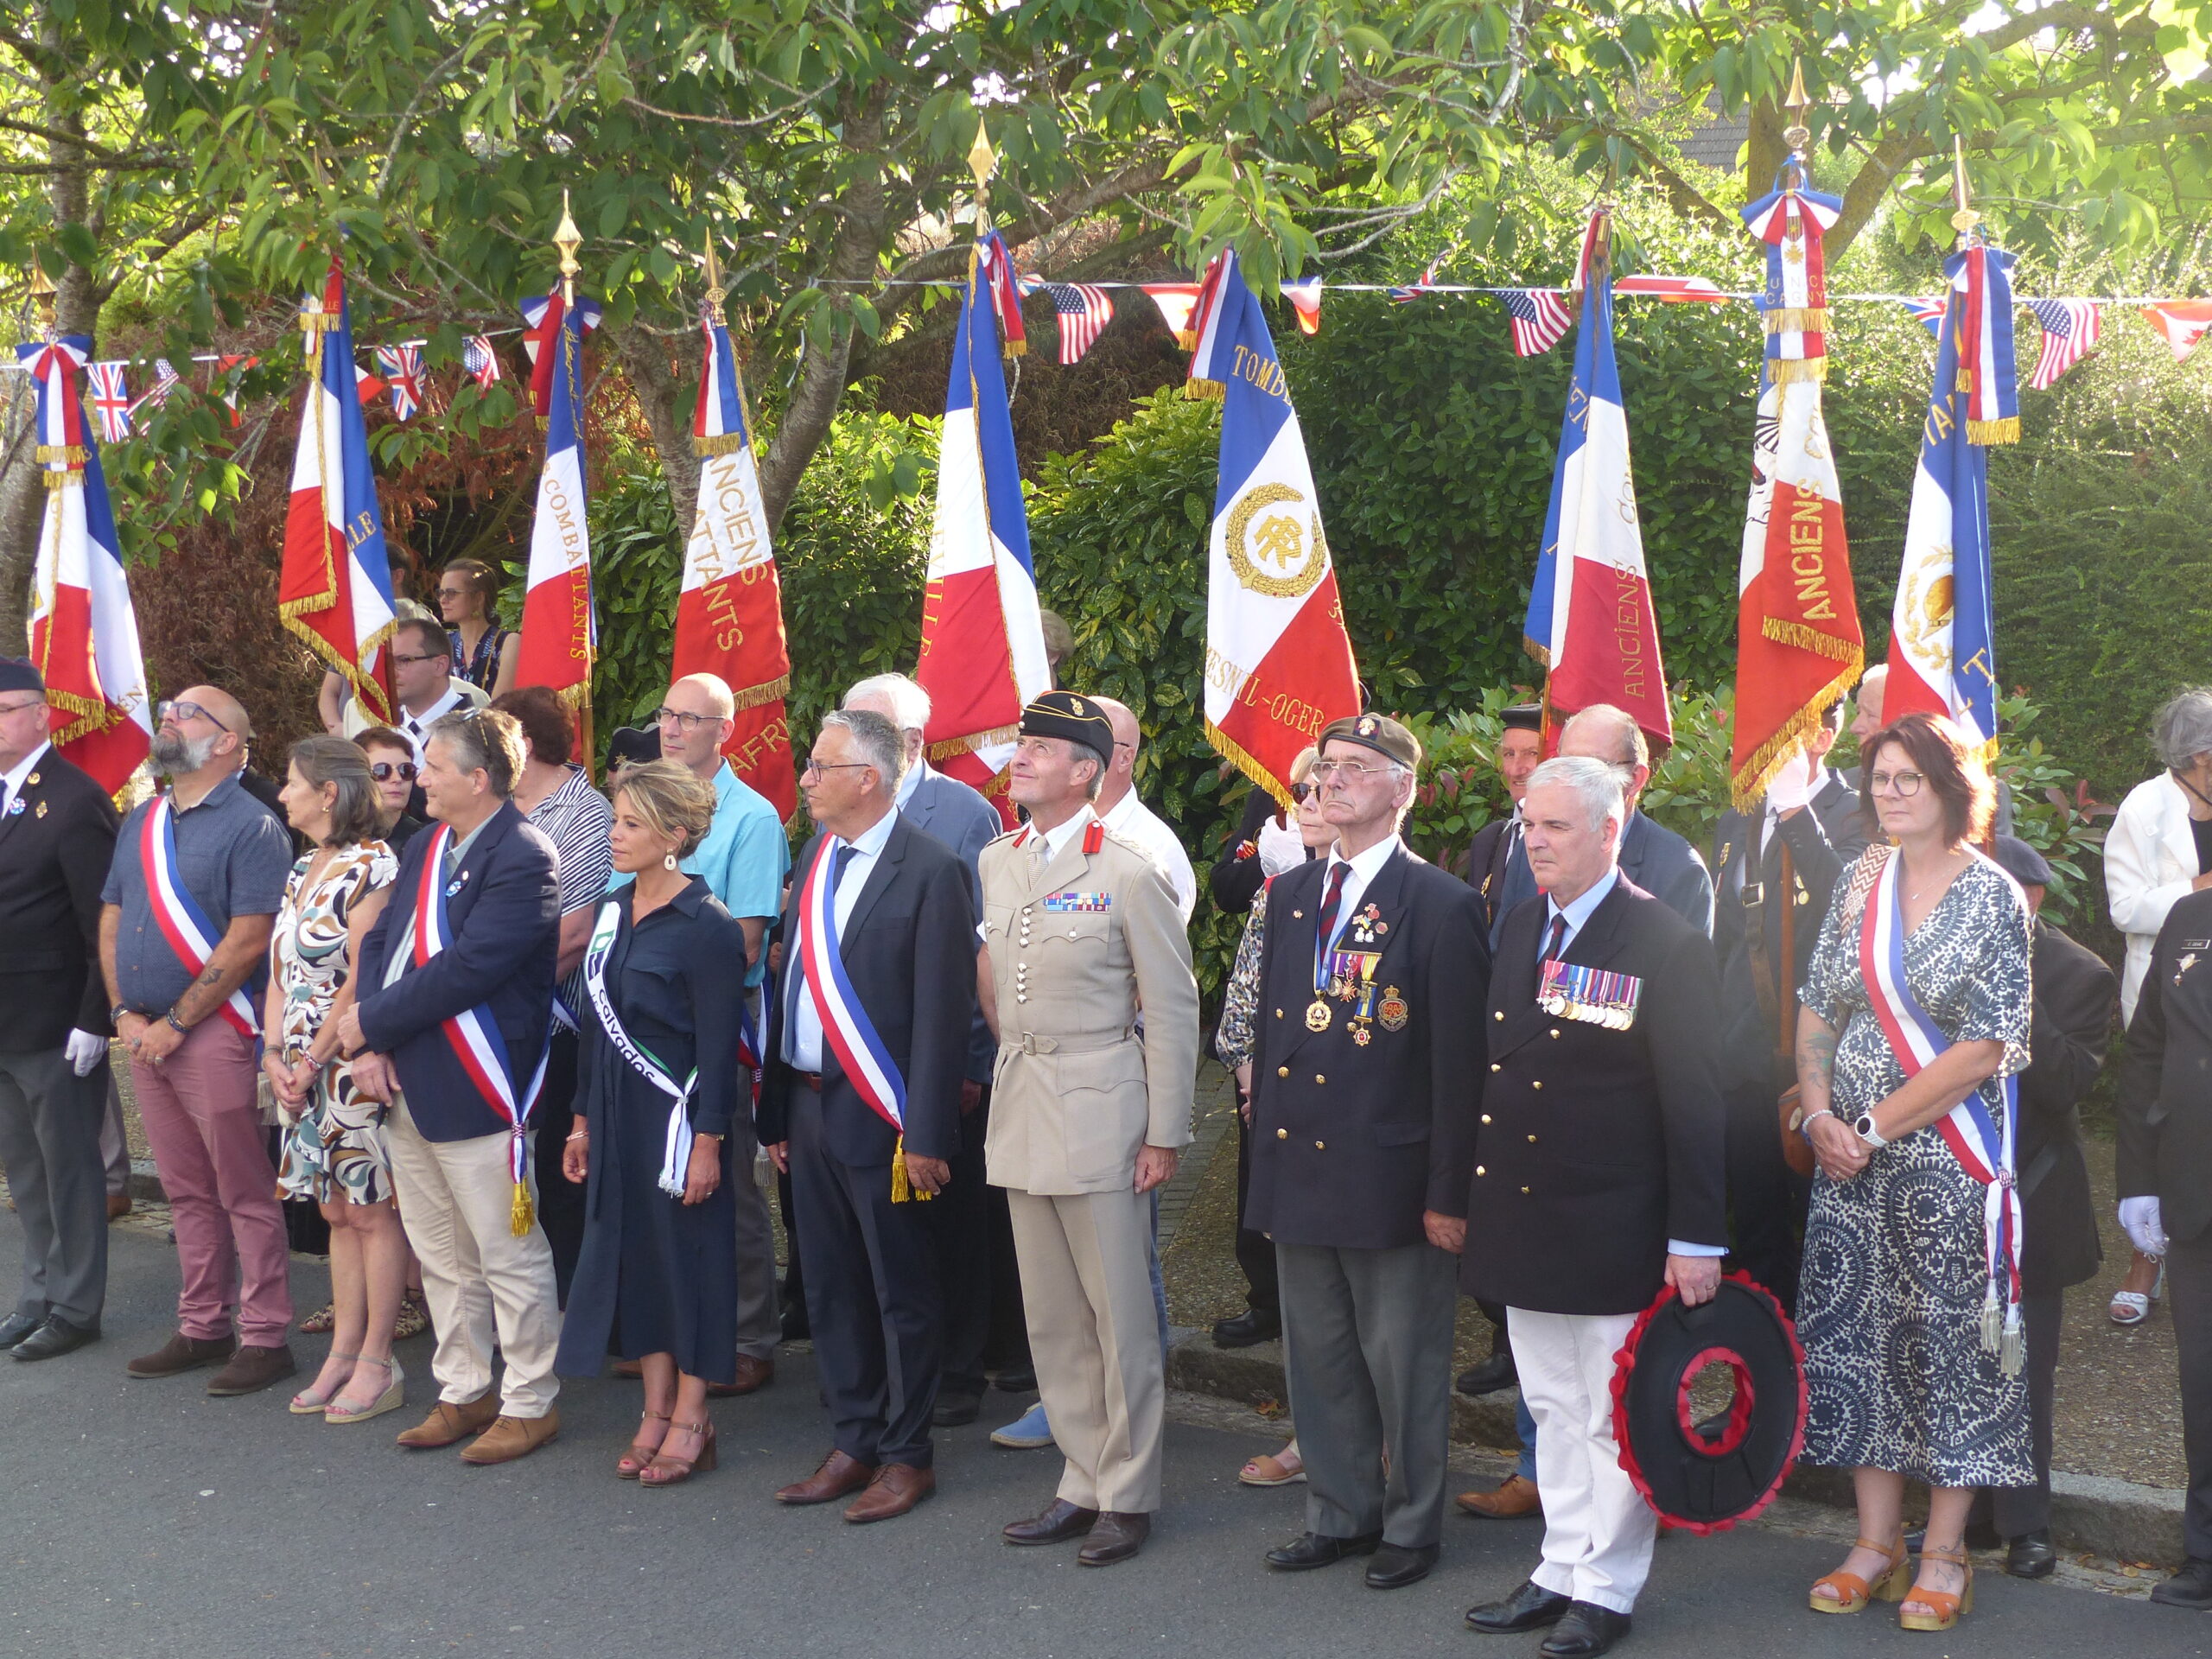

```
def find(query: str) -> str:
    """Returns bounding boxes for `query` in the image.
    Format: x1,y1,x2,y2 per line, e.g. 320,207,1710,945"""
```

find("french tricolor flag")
22,336,151,791
515,290,596,707
914,231,1049,817
278,255,399,728
1525,209,1672,749
1189,251,1359,804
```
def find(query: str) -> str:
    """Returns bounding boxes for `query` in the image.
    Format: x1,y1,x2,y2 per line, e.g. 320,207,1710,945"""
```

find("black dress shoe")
1211,1306,1281,1349
2005,1529,2057,1580
932,1389,981,1427
1077,1510,1149,1567
1456,1351,1518,1396
1466,1578,1572,1633
1002,1499,1099,1546
1364,1541,1439,1589
10,1315,99,1362
1539,1602,1631,1658
1265,1530,1383,1571
0,1311,42,1350
779,1300,810,1342
993,1364,1037,1394
2152,1557,2212,1609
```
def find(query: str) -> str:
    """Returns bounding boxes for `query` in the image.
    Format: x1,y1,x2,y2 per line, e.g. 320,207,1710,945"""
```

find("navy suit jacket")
757,813,977,1166
0,748,118,1050
1618,809,1714,939
355,802,562,1143
897,763,1001,1082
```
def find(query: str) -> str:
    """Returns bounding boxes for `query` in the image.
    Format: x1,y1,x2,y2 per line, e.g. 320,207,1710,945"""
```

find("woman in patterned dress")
1793,712,2034,1631
263,736,406,1424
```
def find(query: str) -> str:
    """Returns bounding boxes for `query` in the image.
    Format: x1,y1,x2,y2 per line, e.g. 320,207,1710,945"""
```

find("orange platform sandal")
1809,1533,1912,1614
1899,1543,1974,1631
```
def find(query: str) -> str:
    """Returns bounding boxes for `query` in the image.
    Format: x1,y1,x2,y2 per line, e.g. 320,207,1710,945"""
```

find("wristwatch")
1853,1112,1889,1150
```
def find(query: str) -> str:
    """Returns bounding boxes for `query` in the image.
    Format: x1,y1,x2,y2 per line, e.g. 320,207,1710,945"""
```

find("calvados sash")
1858,848,2024,1373
582,899,701,1198
412,824,550,1235
796,835,930,1203
140,795,258,1038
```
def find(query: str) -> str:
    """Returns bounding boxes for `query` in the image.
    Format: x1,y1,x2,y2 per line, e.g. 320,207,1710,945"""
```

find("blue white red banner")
795,838,908,1131
140,796,261,1037
515,293,595,704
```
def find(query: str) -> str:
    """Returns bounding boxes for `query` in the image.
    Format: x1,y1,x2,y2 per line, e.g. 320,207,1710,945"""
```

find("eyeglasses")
391,652,445,669
0,696,45,717
654,707,722,732
369,760,420,783
157,698,230,733
1868,769,1925,797
801,759,874,779
1308,759,1402,783
436,586,469,600
1288,781,1315,804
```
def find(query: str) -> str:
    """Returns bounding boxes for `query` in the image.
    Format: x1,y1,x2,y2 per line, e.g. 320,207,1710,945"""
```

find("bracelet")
566,1130,588,1142
163,1010,189,1035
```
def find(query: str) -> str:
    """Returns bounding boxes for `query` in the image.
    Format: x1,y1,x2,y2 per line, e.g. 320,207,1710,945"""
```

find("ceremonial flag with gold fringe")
675,296,798,821
515,289,595,715
278,255,399,728
21,336,152,791
1745,181,1842,385
1187,250,1360,804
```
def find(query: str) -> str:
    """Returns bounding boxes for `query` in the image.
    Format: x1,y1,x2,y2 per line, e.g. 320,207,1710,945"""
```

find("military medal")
35,800,46,819
1539,960,1643,1029
1306,999,1332,1032
1378,987,1408,1032
1351,1024,1372,1046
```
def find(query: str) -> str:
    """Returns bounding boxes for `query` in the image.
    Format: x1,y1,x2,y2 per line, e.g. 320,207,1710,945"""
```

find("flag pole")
550,194,595,777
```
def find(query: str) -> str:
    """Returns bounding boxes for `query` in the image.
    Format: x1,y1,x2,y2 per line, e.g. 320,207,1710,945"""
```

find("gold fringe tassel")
1176,328,1200,352
1762,308,1829,334
691,432,747,458
35,443,86,465
1726,653,1866,813
1183,377,1224,402
1522,637,1553,671
1965,416,2020,446
39,684,113,751
1760,618,1861,662
1764,357,1827,385
1004,339,1027,360
928,724,1017,764
727,674,790,715
1205,719,1295,811
41,471,82,491
510,1179,535,1237
277,605,397,728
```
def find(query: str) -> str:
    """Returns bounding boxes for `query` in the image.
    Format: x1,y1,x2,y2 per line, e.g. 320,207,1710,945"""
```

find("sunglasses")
370,760,420,783
1288,781,1315,804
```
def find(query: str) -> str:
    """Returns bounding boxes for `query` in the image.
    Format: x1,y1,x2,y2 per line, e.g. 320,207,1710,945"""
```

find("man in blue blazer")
343,708,563,1465
760,708,978,1522
844,673,1020,1427
1557,705,1713,938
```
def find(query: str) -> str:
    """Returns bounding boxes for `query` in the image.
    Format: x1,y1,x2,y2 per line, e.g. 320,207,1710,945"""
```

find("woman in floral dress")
264,737,404,1424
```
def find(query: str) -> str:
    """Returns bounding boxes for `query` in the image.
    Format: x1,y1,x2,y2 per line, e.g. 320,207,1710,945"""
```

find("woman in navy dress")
556,761,747,1486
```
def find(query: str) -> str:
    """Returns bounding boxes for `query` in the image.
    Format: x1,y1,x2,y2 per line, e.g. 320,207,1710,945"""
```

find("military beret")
1318,710,1421,771
604,725,660,771
1502,702,1542,733
1020,689,1114,766
1991,833,2053,890
0,657,44,696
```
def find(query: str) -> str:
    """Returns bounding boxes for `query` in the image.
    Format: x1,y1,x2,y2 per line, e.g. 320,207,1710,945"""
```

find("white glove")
2119,1196,2169,1258
1255,814,1306,877
1764,747,1821,814
64,1028,107,1077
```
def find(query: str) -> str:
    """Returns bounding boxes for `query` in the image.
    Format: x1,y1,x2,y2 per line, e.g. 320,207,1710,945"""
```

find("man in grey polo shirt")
100,687,297,1396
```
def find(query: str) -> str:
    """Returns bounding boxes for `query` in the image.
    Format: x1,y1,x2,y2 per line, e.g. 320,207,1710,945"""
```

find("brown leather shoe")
1002,1498,1100,1546
707,1354,774,1398
126,1332,233,1379
1078,1510,1151,1567
396,1389,501,1449
106,1193,132,1222
460,1409,561,1465
775,1448,876,1505
1457,1474,1541,1519
207,1343,297,1396
844,1464,936,1524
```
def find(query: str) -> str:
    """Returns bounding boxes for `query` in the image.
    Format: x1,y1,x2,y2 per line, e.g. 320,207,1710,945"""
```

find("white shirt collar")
842,804,899,861
1030,804,1096,861
1546,863,1621,942
1327,832,1400,886
3,739,52,805
403,683,463,729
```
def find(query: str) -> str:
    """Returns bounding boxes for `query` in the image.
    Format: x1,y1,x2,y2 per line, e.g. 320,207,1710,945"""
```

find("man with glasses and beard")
101,687,298,1395
340,617,488,759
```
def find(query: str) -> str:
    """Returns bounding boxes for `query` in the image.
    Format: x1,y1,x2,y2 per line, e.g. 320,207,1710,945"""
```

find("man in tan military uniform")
978,690,1198,1567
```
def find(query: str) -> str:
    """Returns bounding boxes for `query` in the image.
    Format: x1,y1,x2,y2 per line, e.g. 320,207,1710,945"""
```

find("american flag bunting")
1502,289,1574,357
2024,300,2101,390
462,335,502,390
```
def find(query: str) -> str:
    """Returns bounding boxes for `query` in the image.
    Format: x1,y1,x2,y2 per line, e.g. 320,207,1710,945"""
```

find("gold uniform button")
1475,1165,1486,1177
1494,1011,1504,1022
1276,1065,1288,1078
1274,1008,1284,1020
1314,1074,1325,1085
1521,1185,1531,1195
1490,1063,1501,1073
1531,1080,1542,1090
1527,1135,1538,1144
1480,1114,1491,1125
1550,1028,1561,1039
1314,1140,1325,1150
1276,1128,1287,1141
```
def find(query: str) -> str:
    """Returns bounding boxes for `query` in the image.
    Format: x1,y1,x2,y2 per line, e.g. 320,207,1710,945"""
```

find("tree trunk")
613,327,698,534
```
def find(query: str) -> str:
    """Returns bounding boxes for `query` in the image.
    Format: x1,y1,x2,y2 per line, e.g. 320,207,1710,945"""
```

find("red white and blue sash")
411,825,550,1196
797,837,906,1131
1859,849,2024,1370
139,796,258,1038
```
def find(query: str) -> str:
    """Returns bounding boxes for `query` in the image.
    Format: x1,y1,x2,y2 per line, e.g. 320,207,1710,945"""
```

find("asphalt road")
2,1211,2208,1659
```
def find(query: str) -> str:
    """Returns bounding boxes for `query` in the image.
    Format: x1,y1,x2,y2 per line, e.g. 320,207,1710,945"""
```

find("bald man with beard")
101,686,300,1395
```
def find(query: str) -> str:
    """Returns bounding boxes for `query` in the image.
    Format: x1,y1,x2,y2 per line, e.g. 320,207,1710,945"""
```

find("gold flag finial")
27,261,55,334
553,188,583,304
1950,135,1981,238
702,236,725,310
968,123,996,225
1783,58,1811,152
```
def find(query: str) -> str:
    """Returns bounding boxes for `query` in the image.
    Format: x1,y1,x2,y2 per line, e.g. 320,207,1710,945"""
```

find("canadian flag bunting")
2139,300,2212,364
1282,277,1324,336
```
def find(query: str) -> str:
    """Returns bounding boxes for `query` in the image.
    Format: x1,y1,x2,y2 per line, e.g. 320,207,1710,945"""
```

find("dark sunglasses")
370,760,420,783
1288,781,1315,804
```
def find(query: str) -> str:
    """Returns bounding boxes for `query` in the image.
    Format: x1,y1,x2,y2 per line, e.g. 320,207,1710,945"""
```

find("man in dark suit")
760,709,977,1522
0,660,119,1363
1247,713,1490,1592
1557,704,1713,938
1459,702,1546,947
342,708,563,1465
1706,702,1868,1313
1464,755,1727,1659
2114,880,2212,1609
842,673,1017,1421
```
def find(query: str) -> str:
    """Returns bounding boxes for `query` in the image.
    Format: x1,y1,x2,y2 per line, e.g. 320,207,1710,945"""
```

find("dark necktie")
1316,861,1351,950
1541,912,1568,966
830,842,858,893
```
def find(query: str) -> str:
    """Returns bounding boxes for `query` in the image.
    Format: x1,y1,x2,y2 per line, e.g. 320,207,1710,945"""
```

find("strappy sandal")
639,1418,718,1488
1239,1441,1306,1487
2110,1259,2166,1325
297,1302,337,1335
1899,1543,1974,1631
290,1353,359,1415
1810,1532,1912,1614
325,1356,405,1425
618,1409,673,1479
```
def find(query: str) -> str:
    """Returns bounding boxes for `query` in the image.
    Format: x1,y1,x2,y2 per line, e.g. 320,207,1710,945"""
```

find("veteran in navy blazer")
759,709,978,1522
1558,703,1714,939
343,709,565,1462
1462,756,1726,1654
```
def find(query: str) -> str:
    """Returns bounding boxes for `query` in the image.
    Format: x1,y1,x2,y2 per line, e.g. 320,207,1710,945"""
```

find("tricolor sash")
412,824,550,1233
582,899,700,1198
1858,849,2024,1371
795,836,929,1202
139,796,258,1038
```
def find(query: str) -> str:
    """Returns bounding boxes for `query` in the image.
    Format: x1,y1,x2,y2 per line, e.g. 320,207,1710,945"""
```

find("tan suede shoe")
395,1389,500,1449
1456,1474,1541,1519
460,1409,561,1465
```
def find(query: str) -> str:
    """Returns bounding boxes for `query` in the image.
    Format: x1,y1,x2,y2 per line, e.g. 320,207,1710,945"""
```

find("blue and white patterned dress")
1795,853,2035,1486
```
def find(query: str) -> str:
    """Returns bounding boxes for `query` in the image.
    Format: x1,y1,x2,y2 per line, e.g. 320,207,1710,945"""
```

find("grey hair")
844,671,931,734
2153,687,2212,771
823,708,907,792
1526,755,1624,834
426,708,524,798
1563,703,1648,773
